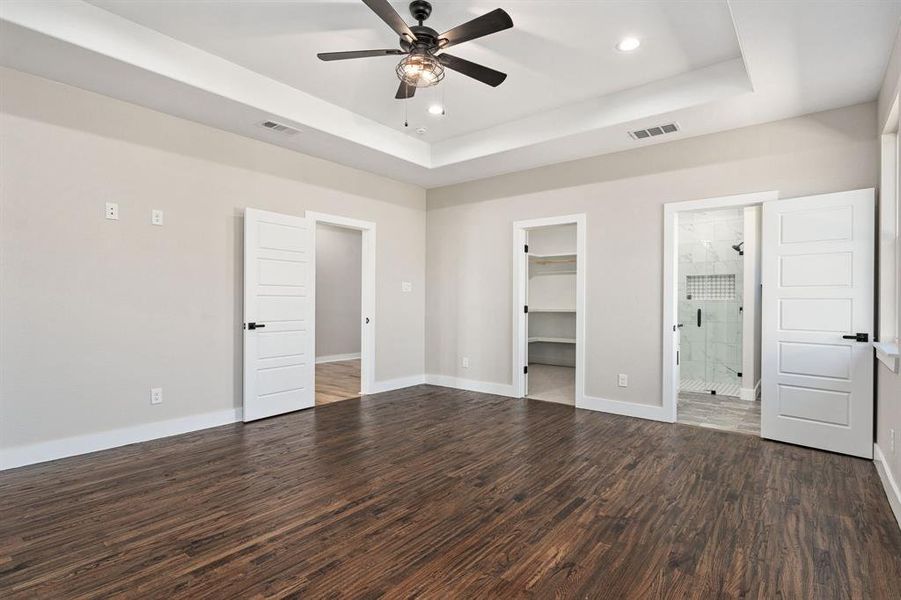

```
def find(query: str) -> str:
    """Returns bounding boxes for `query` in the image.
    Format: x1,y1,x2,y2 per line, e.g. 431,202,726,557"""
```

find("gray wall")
315,224,362,360
0,67,426,449
426,102,879,406
876,28,901,496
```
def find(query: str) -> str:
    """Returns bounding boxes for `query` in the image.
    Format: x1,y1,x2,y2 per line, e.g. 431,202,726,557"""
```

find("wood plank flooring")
315,359,360,405
2,385,900,598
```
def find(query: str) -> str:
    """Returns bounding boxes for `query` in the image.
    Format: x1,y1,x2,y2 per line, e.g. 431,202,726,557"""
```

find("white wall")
315,224,361,360
741,206,762,399
0,67,426,453
426,102,878,408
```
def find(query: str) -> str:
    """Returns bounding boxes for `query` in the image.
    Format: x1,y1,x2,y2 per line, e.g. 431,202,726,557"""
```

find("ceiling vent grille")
628,122,679,141
259,120,299,135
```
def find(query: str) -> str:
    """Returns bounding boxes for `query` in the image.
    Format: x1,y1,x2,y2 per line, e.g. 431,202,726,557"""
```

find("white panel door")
243,208,314,422
761,189,874,458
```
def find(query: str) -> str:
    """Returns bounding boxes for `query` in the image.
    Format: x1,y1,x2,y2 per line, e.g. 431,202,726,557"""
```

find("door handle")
842,333,868,342
246,322,266,330
697,308,702,327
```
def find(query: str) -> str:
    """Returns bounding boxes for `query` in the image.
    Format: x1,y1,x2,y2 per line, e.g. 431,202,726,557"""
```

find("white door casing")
761,189,874,458
243,208,315,422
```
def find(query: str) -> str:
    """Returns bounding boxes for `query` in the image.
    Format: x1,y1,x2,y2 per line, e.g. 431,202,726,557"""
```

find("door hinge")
737,371,742,378
524,244,529,253
523,365,528,374
524,305,529,314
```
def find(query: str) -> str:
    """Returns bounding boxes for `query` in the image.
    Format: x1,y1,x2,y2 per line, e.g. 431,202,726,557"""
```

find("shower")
731,242,744,255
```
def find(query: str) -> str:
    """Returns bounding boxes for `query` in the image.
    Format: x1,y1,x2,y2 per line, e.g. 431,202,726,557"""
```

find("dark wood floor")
2,385,900,598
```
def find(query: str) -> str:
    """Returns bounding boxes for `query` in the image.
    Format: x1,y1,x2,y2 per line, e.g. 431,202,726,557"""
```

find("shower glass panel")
678,209,744,396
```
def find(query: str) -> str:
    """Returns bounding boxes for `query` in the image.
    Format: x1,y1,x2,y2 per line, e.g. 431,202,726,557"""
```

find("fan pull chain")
404,95,409,128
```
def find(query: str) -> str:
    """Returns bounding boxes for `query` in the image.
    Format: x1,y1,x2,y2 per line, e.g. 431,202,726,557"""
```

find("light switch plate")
402,281,413,293
151,209,164,226
105,202,119,220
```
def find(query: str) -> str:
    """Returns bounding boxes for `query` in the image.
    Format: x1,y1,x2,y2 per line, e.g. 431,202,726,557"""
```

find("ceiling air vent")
628,122,679,141
259,120,299,135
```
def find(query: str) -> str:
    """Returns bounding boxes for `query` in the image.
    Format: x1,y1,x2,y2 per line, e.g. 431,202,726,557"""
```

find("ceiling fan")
317,0,513,100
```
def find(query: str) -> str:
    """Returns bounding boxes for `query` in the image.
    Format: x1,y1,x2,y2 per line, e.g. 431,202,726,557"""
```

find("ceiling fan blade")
318,49,405,61
438,8,513,50
395,81,416,100
362,0,418,43
438,53,507,87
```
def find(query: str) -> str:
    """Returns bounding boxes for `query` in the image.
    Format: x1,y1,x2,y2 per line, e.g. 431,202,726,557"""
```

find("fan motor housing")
401,25,440,53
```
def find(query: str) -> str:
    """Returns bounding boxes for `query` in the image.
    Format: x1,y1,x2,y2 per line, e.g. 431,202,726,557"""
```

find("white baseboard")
425,374,517,397
368,374,426,394
577,395,674,423
315,353,361,364
739,380,761,401
1,408,242,471
874,443,901,531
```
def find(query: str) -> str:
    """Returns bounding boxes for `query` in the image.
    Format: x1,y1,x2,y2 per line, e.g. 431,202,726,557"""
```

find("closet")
526,224,577,405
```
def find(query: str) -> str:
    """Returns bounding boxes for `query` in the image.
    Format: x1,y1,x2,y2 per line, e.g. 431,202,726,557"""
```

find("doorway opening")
675,206,762,434
307,212,376,405
314,223,362,405
513,214,586,405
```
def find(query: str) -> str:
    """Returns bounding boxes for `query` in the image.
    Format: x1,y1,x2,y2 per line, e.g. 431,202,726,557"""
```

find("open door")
243,208,314,422
761,189,874,457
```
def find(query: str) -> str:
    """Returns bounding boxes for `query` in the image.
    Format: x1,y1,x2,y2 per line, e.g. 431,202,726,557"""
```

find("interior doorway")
513,214,586,405
314,223,362,405
307,212,376,405
675,206,762,434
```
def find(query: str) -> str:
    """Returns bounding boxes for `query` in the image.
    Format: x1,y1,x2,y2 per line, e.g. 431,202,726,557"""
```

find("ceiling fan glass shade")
395,53,445,88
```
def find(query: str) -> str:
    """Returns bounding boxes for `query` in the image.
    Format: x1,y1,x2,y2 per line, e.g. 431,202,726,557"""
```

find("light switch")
151,209,164,226
402,281,413,292
105,202,119,220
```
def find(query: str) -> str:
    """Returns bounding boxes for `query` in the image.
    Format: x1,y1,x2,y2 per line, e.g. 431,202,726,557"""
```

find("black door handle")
247,322,266,330
697,308,702,327
842,333,868,342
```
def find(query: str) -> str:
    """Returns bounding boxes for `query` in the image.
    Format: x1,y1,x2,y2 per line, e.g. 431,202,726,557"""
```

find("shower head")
731,242,744,256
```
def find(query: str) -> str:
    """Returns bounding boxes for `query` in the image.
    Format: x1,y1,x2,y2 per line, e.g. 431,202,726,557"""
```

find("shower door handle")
697,308,702,327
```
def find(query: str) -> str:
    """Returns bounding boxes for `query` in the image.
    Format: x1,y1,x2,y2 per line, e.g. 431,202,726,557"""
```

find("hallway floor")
678,391,761,435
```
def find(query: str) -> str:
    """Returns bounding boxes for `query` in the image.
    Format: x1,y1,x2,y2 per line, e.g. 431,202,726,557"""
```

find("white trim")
306,211,376,396
426,374,517,398
739,380,761,402
875,443,901,531
662,191,779,424
578,395,673,422
368,374,427,394
512,214,586,405
0,408,242,471
315,353,361,364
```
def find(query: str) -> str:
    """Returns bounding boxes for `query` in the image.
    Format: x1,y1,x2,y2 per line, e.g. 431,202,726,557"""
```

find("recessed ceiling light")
616,37,641,52
428,104,445,116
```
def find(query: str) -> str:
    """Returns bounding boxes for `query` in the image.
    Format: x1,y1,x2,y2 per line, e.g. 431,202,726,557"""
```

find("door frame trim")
306,211,376,396
661,191,779,423
512,214,587,403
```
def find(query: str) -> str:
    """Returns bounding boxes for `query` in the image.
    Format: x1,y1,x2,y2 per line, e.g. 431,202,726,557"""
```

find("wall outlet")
617,374,628,387
150,387,163,405
462,357,470,369
401,281,412,292
151,209,164,226
105,202,119,220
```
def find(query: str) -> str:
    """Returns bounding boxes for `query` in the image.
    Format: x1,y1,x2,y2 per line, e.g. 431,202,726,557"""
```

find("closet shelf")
529,337,576,344
529,253,576,264
530,270,576,276
529,308,576,313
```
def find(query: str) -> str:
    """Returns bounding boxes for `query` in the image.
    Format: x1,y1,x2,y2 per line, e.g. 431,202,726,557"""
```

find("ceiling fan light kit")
318,0,513,101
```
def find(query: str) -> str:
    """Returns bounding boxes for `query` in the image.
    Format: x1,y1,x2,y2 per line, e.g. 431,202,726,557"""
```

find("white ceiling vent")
628,122,679,141
259,120,299,135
